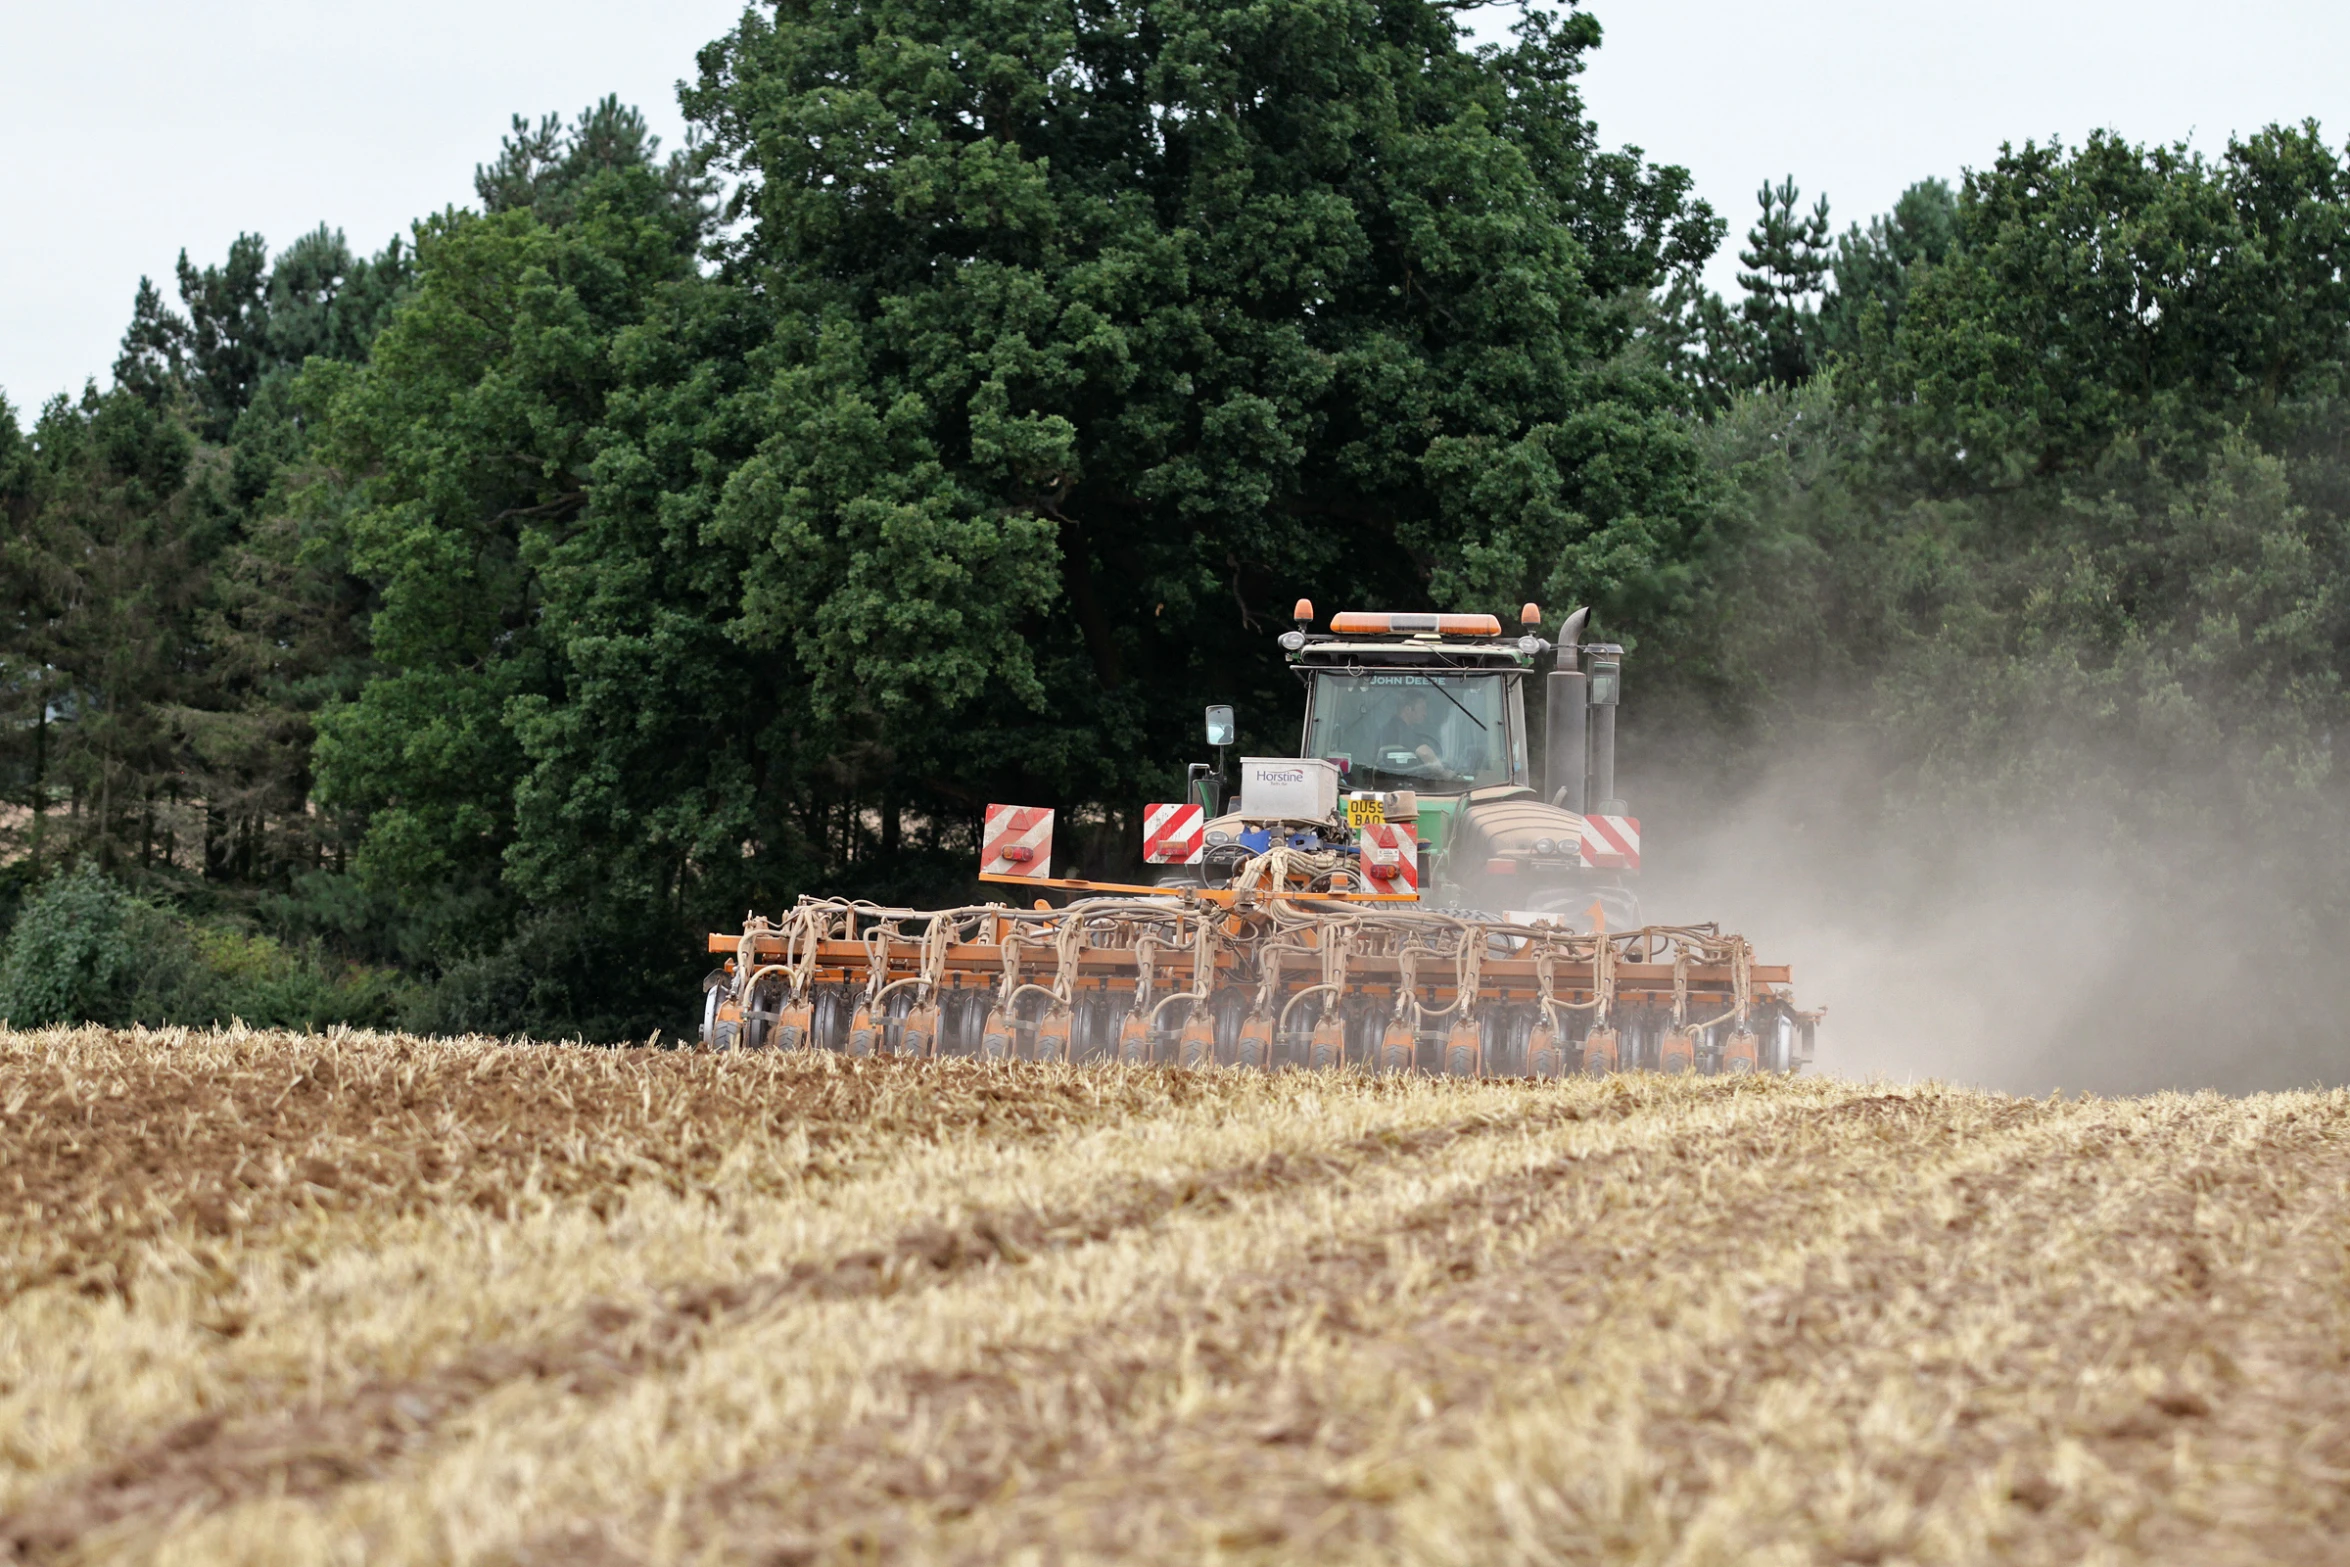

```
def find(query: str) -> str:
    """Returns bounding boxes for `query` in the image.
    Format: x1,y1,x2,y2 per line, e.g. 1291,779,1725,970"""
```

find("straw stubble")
0,1027,2342,1564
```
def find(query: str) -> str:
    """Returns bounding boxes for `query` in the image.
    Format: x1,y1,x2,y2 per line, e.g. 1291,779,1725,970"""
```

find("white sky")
4,0,2345,416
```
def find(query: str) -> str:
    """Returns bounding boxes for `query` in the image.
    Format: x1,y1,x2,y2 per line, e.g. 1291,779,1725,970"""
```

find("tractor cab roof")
1282,608,1546,670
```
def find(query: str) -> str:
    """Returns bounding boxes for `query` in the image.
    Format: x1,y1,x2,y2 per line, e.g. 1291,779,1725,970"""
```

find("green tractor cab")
1184,601,1638,928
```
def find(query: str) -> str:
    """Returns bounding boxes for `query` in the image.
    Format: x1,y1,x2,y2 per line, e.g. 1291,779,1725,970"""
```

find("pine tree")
4,388,202,875
1734,177,1833,386
1817,178,1958,359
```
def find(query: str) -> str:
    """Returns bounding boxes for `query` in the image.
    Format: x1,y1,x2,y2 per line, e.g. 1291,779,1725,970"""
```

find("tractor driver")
1378,688,1446,772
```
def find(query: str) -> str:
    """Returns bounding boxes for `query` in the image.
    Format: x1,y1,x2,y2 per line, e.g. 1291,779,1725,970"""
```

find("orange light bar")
1329,611,1505,636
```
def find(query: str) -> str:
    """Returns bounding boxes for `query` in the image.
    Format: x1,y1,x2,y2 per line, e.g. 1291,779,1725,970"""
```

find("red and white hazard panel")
981,804,1054,879
1358,822,1419,897
1142,802,1204,865
1578,814,1641,871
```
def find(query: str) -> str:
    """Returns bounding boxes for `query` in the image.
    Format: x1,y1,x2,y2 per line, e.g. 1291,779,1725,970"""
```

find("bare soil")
1,1026,2343,1565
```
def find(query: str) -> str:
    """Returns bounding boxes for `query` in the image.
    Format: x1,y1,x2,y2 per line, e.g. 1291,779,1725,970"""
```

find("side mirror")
1204,704,1236,747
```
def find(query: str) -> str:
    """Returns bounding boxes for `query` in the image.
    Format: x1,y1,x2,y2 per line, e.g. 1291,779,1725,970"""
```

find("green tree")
114,227,413,437
1673,132,2350,847
0,222,411,897
261,225,414,371
1815,177,1957,359
4,388,202,875
1859,125,2350,483
476,94,713,243
1732,176,1833,387
0,394,49,867
305,101,727,1030
104,234,276,442
686,0,1722,812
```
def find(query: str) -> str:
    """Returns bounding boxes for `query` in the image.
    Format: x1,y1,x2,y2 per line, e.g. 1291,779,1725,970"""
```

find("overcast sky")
5,0,2344,415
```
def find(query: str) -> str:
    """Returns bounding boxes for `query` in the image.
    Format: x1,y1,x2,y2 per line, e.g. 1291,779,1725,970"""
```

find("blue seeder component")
1236,827,1351,853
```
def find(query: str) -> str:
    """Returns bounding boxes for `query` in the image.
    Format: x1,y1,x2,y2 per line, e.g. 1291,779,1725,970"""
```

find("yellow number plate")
1346,797,1385,828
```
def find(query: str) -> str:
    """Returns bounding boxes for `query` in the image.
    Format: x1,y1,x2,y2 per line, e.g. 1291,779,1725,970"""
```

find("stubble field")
1,1027,2346,1565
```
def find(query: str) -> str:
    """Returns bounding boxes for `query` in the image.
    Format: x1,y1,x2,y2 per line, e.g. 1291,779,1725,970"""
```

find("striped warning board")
1578,814,1641,871
1358,822,1419,897
981,804,1054,879
1142,802,1205,865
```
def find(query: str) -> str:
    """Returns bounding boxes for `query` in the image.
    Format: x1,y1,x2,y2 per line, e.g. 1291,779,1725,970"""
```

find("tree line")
5,0,2349,1037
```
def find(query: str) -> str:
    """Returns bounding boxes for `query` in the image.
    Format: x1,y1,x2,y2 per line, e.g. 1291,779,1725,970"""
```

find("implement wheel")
1526,1020,1566,1078
1307,1015,1346,1072
1178,1008,1216,1069
1377,1018,1415,1076
847,1004,879,1058
1232,1014,1273,1071
1721,1027,1759,1075
1442,1018,1482,1078
979,1008,1015,1061
1031,1008,1072,1064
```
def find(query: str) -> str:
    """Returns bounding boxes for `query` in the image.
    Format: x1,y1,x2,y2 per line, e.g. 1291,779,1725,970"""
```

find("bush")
402,911,687,1042
0,862,414,1030
0,862,207,1026
0,858,39,949
191,925,408,1030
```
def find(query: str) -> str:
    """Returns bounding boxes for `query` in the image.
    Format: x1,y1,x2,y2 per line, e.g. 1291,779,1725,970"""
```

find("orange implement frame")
704,932,1790,1008
699,894,1807,1072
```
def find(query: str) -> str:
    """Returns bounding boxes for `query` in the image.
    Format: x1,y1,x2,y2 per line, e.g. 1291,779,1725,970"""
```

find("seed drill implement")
702,604,1814,1075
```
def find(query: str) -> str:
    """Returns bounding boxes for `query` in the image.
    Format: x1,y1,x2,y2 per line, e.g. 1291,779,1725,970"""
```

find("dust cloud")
1627,742,2350,1097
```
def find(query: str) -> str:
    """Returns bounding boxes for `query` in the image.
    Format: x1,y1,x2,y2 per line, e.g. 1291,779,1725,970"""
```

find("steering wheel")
1375,749,1453,781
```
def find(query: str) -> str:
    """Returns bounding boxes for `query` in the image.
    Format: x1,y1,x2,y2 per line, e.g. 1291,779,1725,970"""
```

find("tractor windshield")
1303,671,1521,791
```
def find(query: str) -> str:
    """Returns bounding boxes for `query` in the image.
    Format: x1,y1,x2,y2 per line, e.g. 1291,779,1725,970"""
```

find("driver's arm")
1382,729,1439,767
